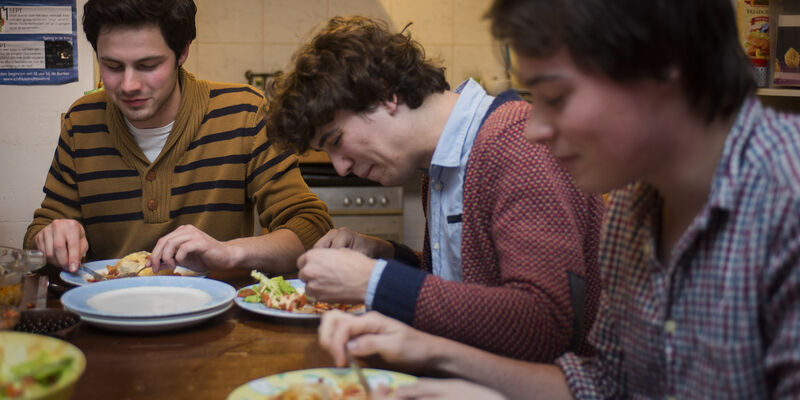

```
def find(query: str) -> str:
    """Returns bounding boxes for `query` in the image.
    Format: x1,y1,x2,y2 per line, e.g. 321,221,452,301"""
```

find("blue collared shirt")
365,79,494,307
426,78,494,281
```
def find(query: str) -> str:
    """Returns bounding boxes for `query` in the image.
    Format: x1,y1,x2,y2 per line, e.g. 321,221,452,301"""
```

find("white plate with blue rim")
234,279,365,320
228,367,417,399
235,279,319,320
61,276,235,322
76,302,233,332
60,259,205,287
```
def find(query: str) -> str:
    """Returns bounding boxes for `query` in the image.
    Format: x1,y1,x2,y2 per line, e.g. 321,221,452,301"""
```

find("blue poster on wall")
0,0,78,85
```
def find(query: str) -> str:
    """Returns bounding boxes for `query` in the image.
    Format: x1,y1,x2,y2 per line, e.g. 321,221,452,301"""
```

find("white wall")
188,0,508,90
0,0,94,248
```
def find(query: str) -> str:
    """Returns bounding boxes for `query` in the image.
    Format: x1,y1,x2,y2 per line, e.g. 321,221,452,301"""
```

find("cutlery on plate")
77,264,107,281
346,347,371,398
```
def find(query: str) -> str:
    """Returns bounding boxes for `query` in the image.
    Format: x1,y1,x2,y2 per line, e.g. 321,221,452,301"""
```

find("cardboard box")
738,0,770,86
773,14,800,86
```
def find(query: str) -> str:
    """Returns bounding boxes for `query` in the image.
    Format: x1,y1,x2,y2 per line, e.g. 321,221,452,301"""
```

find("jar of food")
0,247,45,307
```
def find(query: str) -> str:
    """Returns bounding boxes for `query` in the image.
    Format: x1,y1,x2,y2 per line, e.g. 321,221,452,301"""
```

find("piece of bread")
107,251,177,277
111,251,150,275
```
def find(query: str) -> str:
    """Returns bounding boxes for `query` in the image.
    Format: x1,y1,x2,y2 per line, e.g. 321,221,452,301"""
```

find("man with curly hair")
266,16,604,362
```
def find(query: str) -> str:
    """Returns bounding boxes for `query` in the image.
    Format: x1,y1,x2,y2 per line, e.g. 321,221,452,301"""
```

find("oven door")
311,186,403,242
295,162,404,242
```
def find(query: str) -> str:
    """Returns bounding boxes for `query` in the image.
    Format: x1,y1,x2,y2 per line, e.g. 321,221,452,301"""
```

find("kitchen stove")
301,163,403,242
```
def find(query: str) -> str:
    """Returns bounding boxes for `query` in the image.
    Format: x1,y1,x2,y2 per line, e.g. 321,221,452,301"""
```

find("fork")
77,264,107,282
346,347,371,398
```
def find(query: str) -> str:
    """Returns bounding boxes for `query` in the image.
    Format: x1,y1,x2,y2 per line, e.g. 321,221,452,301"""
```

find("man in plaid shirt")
315,0,800,398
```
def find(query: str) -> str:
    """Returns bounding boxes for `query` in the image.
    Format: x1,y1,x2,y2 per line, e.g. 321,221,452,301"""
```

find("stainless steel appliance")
301,163,403,242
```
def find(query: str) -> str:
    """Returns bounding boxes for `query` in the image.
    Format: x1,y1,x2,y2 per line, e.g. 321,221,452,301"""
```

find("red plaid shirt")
557,97,800,399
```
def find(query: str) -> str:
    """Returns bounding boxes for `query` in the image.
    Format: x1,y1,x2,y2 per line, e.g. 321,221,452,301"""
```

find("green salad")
0,351,75,399
241,270,297,304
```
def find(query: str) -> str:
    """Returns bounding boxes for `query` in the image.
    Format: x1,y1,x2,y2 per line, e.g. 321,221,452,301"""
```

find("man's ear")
384,94,399,115
177,42,191,67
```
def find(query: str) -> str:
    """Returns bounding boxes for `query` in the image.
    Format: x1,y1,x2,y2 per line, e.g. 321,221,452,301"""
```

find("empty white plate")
76,302,233,332
61,276,235,320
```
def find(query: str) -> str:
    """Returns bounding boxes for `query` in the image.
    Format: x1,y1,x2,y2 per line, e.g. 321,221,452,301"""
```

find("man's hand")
318,310,441,374
391,378,507,400
33,219,88,272
313,227,394,259
358,381,506,400
148,225,238,272
297,248,374,303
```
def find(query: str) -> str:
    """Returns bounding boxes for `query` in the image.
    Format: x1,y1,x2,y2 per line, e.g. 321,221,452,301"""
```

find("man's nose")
121,69,142,93
330,153,352,176
524,115,555,145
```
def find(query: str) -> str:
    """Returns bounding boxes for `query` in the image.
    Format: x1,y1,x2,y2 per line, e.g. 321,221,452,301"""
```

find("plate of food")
60,251,205,286
227,367,417,399
234,271,365,320
0,331,86,400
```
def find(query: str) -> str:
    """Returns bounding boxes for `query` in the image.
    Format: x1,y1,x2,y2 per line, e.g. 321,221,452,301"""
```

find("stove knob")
343,197,351,207
367,196,376,206
379,196,389,206
355,197,363,206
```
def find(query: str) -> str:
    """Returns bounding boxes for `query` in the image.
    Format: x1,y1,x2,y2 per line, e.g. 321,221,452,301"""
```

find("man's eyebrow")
314,127,338,150
520,73,561,88
98,55,166,64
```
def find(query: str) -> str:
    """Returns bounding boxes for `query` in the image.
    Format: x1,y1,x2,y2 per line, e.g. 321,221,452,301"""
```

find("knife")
346,348,371,397
78,264,107,281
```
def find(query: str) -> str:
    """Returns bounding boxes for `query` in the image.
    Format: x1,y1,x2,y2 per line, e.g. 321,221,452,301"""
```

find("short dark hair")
266,16,450,154
486,0,755,122
83,0,197,62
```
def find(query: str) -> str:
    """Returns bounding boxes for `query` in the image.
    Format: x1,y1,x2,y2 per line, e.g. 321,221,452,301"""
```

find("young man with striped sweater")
24,0,332,275
266,16,604,362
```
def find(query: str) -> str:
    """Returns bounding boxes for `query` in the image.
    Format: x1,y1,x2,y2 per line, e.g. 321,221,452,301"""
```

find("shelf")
757,87,800,96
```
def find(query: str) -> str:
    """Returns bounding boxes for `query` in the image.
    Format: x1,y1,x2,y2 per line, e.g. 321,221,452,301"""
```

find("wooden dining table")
36,268,339,400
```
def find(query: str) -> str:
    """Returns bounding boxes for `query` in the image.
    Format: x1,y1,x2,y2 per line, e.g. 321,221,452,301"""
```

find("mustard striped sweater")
24,69,332,261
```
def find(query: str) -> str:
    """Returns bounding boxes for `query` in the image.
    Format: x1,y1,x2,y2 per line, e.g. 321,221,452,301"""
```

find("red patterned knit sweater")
373,98,604,362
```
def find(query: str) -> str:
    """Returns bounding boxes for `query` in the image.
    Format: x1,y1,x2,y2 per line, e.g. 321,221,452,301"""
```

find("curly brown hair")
265,16,449,154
